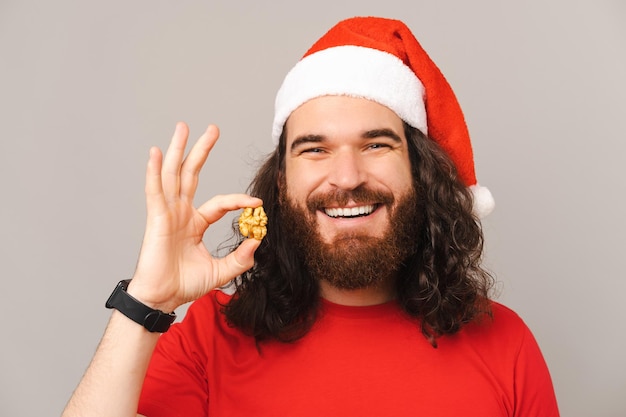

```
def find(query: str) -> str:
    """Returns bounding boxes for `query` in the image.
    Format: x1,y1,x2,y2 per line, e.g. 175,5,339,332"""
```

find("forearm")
62,124,260,416
61,310,160,417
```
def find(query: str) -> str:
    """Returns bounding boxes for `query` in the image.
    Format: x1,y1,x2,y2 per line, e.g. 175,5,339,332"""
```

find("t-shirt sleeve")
138,296,216,417
513,324,560,417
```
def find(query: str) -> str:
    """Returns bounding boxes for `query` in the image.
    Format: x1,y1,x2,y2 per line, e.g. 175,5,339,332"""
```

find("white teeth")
324,205,375,218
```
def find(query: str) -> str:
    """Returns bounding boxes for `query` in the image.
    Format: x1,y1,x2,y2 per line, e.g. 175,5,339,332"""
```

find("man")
63,17,559,416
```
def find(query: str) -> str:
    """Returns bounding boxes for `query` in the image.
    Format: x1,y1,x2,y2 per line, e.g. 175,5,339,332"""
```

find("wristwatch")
105,279,176,333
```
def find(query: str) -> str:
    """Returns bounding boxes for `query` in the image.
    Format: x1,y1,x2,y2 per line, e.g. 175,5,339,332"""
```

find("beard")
279,181,421,291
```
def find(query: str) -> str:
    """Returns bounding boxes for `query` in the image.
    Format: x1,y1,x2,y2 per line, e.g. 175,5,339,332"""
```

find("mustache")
306,186,395,211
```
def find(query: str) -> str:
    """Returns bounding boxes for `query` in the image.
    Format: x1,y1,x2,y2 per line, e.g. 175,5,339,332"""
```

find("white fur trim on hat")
470,184,495,219
272,45,426,143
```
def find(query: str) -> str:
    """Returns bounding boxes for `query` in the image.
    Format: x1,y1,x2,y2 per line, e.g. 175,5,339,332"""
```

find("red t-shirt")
139,291,559,416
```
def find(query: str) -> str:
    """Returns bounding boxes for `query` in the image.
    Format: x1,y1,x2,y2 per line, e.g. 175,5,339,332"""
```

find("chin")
323,232,383,247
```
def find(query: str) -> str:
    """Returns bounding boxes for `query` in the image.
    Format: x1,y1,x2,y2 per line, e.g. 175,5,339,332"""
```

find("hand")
128,122,262,312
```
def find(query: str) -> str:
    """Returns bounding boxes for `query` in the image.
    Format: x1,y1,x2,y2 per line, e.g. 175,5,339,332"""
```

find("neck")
319,278,396,306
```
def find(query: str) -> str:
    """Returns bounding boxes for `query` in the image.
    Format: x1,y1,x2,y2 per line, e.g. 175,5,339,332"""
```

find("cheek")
386,157,414,193
366,171,411,200
284,161,324,202
284,173,304,201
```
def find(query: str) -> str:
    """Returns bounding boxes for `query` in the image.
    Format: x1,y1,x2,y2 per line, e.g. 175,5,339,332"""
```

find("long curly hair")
222,124,494,347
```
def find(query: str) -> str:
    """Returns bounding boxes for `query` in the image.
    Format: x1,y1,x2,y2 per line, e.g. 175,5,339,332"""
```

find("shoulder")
153,289,236,349
442,301,533,354
478,303,560,414
151,289,247,361
139,289,238,416
489,301,528,329
478,301,530,332
432,301,546,380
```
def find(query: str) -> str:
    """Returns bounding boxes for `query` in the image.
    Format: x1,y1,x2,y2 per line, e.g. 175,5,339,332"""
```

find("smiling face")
279,96,419,295
283,96,414,244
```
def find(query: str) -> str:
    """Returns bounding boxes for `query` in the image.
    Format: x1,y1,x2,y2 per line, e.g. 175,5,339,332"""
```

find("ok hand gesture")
128,122,262,313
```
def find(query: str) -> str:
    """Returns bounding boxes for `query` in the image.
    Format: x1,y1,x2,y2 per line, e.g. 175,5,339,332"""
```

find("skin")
284,96,414,306
62,123,262,417
62,96,414,416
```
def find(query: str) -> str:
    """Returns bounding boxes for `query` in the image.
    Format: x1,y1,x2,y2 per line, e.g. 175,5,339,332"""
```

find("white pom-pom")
470,184,495,218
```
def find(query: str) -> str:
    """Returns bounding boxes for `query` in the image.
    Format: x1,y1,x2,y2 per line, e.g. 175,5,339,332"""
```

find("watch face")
105,283,123,309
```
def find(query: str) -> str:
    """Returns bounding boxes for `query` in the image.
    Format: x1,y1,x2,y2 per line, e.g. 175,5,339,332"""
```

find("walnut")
238,206,268,240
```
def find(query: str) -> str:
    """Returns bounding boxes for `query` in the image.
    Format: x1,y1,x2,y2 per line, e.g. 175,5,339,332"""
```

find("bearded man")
62,17,560,417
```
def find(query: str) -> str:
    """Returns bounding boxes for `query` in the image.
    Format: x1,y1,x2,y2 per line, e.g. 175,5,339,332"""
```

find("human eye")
301,147,325,154
367,143,390,149
365,142,394,152
290,135,327,157
362,129,403,151
294,146,328,160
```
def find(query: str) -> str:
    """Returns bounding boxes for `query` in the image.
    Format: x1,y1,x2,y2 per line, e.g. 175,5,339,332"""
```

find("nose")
327,149,367,190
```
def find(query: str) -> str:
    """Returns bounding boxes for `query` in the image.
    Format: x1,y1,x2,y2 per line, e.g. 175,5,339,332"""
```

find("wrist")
125,278,180,314
105,280,177,333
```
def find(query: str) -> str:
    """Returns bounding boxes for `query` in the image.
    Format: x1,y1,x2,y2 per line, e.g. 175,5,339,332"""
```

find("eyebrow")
362,128,403,143
290,134,325,152
290,128,403,153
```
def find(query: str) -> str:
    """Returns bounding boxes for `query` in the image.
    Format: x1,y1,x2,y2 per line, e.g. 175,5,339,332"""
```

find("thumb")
215,238,262,285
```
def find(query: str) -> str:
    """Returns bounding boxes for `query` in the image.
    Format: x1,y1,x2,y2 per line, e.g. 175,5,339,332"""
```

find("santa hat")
273,16,494,218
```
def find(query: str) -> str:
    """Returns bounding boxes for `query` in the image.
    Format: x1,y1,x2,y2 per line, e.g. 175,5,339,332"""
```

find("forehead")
284,96,405,142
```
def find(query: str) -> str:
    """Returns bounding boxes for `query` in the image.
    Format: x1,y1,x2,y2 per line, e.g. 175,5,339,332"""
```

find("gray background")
1,1,624,416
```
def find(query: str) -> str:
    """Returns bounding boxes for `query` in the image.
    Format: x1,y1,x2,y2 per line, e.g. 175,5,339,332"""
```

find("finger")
180,125,219,202
215,237,262,285
144,146,167,216
161,122,189,200
197,194,264,225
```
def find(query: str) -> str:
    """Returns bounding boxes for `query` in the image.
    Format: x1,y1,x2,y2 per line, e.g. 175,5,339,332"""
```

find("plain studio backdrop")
1,1,624,416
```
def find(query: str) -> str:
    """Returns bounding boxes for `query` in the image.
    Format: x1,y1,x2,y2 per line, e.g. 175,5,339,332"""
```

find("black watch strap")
105,279,176,333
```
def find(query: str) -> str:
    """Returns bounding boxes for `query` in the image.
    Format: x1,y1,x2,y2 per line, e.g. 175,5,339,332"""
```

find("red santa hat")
273,16,494,218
